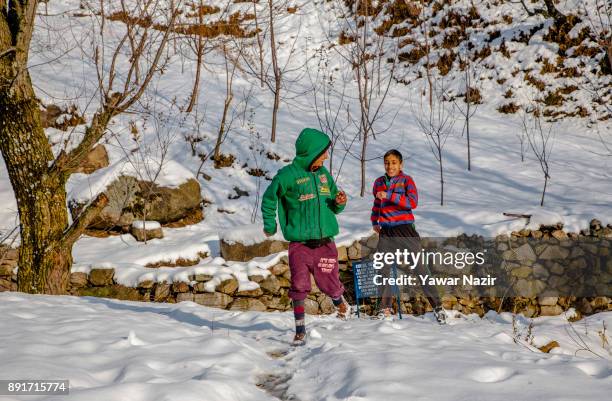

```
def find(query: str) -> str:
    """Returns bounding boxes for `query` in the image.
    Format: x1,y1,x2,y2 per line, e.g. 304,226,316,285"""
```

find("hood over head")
293,128,331,171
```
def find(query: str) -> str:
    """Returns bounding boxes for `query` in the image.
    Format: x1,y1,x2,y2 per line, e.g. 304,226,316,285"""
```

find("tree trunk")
0,75,72,294
271,79,280,143
439,147,444,206
186,47,202,113
360,122,367,197
540,173,548,207
186,0,205,113
269,0,280,143
466,67,471,171
466,99,471,171
214,93,233,165
606,41,612,73
253,0,264,88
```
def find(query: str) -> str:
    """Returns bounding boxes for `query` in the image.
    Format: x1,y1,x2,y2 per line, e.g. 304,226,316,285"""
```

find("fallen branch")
503,212,532,219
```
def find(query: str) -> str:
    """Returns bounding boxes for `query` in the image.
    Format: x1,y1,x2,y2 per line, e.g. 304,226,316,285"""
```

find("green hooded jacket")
261,128,345,242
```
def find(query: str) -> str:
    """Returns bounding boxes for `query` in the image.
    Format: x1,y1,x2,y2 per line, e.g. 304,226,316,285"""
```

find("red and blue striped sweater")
371,172,418,227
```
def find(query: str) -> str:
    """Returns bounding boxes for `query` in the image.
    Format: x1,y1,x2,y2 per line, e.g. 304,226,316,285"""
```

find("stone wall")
1,220,610,319
0,247,17,292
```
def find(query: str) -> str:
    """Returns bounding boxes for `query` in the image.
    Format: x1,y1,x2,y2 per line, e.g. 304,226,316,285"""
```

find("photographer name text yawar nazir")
373,274,497,287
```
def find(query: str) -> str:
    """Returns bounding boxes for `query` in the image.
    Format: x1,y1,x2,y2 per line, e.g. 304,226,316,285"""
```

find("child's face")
384,155,402,177
310,150,329,171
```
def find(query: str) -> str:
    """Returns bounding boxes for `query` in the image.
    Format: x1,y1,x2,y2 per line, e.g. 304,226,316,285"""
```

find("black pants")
376,224,439,310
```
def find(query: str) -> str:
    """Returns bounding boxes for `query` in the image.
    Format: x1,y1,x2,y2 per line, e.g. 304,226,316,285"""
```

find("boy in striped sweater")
372,149,442,320
371,149,418,232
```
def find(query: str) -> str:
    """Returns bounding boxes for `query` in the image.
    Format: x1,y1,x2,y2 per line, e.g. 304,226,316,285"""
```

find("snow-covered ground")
1,292,610,401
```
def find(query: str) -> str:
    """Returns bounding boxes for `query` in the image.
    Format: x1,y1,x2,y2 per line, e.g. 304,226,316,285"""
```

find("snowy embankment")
1,292,610,401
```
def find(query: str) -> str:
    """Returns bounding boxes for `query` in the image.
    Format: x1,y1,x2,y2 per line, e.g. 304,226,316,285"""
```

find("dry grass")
474,45,491,60
558,85,578,95
540,58,557,74
542,15,586,55
174,11,256,38
497,102,520,114
572,44,602,58
339,30,356,45
436,50,456,75
108,11,153,28
442,29,466,49
40,104,86,131
247,168,266,177
109,8,255,39
525,72,546,91
145,257,200,268
465,87,482,104
556,66,580,78
399,47,426,64
185,4,220,18
214,153,236,168
541,91,565,107
499,40,511,58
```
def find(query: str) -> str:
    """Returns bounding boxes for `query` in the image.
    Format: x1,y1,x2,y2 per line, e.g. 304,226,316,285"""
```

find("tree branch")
62,192,109,246
0,46,15,59
49,0,181,179
515,0,535,16
50,103,115,179
542,0,566,21
115,2,180,113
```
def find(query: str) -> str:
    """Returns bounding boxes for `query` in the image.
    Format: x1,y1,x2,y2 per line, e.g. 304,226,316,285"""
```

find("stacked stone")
3,219,611,319
0,247,18,292
70,268,142,301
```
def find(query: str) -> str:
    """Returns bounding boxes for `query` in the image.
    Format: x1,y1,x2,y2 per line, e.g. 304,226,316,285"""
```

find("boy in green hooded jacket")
262,128,349,345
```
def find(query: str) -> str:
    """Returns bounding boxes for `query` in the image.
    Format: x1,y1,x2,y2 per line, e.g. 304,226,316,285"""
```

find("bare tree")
452,51,482,171
268,0,281,143
238,0,302,143
213,40,244,165
582,0,612,71
414,80,455,206
516,121,527,163
324,0,399,196
306,45,350,175
253,0,265,87
181,1,236,113
0,0,181,294
521,106,555,206
512,0,570,24
184,0,209,113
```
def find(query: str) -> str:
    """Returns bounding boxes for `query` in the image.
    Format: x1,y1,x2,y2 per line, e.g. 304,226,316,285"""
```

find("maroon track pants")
287,241,344,301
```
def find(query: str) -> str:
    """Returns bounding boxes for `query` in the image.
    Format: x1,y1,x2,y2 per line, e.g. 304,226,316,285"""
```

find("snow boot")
292,332,307,346
433,306,447,324
335,296,351,320
376,307,394,321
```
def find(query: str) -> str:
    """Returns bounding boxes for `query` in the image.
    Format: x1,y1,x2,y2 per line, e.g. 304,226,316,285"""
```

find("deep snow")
0,292,610,401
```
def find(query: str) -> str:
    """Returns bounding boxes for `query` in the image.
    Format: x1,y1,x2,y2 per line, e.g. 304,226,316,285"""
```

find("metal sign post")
352,259,402,319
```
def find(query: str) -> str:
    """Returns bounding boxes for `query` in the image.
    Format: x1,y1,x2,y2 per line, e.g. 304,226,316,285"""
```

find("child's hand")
335,191,347,205
376,191,387,200
373,226,381,233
